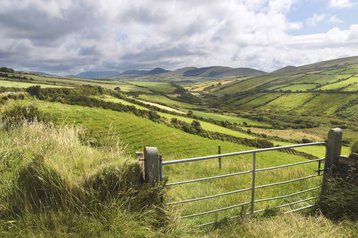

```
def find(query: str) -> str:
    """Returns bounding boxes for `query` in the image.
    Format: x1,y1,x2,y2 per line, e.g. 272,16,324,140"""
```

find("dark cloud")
78,46,99,56
0,3,97,45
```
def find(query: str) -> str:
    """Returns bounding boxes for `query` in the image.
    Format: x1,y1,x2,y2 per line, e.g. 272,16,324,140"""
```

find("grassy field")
1,100,324,227
190,110,271,128
261,93,315,111
96,95,149,110
12,100,249,157
297,94,357,115
0,63,357,236
319,76,358,91
278,84,317,91
138,94,193,109
0,119,356,237
183,79,239,93
214,75,280,95
130,82,177,93
0,79,70,88
156,111,257,139
238,93,282,109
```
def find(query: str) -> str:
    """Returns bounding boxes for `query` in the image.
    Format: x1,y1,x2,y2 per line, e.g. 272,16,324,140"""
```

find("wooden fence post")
322,128,342,193
144,146,161,185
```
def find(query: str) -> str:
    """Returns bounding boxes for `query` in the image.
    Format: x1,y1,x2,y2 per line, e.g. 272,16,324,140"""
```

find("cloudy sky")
0,0,357,74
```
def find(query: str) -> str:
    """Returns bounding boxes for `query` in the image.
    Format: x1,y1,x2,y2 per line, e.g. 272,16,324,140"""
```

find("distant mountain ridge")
120,67,170,77
76,71,120,79
75,66,266,81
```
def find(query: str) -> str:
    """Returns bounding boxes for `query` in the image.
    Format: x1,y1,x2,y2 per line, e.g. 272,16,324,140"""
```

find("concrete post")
144,146,161,185
322,128,342,194
326,128,342,173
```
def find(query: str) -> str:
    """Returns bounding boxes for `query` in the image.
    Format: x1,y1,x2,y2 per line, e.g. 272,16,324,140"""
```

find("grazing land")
0,56,357,237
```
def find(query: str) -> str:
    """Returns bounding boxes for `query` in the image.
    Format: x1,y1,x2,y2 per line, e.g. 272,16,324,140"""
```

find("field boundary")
140,128,345,227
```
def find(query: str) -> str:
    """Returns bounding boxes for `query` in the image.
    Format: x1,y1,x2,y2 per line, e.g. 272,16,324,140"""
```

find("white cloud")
306,14,327,27
328,15,343,23
329,0,352,8
0,0,357,73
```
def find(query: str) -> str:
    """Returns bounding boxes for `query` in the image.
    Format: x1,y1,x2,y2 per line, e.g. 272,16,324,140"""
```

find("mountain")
75,66,265,81
76,71,120,79
112,66,265,82
120,68,170,77
181,66,265,78
149,67,170,74
271,66,297,74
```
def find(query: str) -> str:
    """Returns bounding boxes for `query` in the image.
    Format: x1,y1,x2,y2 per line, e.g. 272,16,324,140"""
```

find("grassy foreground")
0,119,356,237
0,121,187,237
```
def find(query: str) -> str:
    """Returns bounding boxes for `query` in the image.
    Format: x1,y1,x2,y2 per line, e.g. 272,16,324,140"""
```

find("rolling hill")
75,66,265,81
210,56,358,121
214,56,358,95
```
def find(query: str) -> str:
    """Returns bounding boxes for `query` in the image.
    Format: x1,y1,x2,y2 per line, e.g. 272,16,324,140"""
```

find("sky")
0,0,357,74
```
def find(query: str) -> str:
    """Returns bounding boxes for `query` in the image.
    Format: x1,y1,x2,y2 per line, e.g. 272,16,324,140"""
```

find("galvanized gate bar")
275,196,319,209
284,204,315,214
256,158,325,172
155,138,333,228
165,158,324,187
181,201,251,218
166,187,252,205
253,186,321,203
162,142,325,165
253,196,320,214
166,169,252,187
255,174,320,189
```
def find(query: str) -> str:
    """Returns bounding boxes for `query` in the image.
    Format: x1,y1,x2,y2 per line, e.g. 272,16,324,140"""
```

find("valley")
0,56,357,236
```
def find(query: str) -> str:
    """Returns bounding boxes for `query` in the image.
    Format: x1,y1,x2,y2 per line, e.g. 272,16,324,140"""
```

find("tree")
0,67,15,73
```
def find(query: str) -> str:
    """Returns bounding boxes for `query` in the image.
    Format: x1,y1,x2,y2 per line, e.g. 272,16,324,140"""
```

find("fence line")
162,142,325,165
141,128,343,227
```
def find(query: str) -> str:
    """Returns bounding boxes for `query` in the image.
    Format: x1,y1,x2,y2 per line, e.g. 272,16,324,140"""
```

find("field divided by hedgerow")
237,93,282,109
138,94,193,109
214,75,281,95
130,82,177,94
189,110,271,128
2,100,324,226
0,79,69,88
278,84,317,91
296,94,357,115
319,76,358,91
260,93,315,111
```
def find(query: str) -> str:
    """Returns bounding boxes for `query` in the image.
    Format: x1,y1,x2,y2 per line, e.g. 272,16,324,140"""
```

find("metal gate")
141,128,343,227
161,142,326,227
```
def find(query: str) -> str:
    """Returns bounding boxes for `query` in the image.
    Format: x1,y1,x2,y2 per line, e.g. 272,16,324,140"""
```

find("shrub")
1,105,47,129
352,141,358,154
319,177,358,220
302,138,313,143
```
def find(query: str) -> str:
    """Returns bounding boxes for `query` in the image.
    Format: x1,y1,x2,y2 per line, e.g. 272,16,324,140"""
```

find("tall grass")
0,120,190,237
205,213,357,238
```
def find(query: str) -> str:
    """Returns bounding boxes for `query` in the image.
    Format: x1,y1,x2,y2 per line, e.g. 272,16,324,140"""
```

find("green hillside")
1,57,358,236
200,57,358,147
1,99,323,226
213,56,358,94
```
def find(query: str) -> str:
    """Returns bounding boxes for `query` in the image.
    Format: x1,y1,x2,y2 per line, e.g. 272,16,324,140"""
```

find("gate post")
144,146,162,185
322,128,342,193
325,128,342,174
